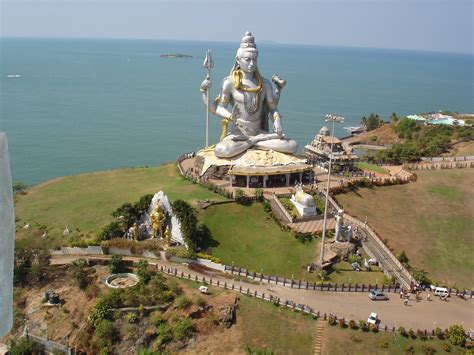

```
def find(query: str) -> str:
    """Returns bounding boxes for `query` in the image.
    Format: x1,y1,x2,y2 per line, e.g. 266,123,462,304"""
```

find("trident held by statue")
203,49,213,148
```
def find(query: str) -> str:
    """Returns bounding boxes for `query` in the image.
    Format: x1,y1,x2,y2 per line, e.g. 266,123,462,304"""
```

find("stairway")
314,321,325,355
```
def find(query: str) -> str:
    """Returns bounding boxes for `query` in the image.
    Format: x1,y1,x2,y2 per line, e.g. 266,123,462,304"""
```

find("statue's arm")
200,76,218,114
215,78,234,121
264,79,283,135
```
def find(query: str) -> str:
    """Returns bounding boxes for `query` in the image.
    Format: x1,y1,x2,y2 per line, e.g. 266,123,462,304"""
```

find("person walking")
404,298,409,306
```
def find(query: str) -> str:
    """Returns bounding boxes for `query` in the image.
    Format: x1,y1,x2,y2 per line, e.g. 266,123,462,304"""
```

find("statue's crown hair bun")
240,31,256,49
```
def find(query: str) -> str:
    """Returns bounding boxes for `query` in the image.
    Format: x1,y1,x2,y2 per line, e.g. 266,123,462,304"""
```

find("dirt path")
51,255,474,330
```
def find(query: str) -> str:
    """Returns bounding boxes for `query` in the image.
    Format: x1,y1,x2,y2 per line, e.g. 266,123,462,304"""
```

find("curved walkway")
51,254,474,330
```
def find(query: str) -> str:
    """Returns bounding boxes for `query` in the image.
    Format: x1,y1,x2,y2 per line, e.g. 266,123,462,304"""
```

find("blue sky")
1,0,472,54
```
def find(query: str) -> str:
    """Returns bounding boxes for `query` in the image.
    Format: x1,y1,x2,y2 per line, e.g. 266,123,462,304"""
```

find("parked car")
198,285,209,294
367,312,378,325
430,285,450,298
368,290,388,300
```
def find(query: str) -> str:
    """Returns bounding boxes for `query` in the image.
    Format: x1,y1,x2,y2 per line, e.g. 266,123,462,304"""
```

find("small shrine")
290,184,317,217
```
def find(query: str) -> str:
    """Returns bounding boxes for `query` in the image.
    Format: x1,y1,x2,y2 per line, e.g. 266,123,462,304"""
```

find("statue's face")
237,51,258,74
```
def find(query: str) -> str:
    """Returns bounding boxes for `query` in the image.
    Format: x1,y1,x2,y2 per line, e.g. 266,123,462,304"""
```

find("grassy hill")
336,169,474,288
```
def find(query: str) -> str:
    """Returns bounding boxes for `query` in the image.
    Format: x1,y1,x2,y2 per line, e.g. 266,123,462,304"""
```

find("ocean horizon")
1,37,473,185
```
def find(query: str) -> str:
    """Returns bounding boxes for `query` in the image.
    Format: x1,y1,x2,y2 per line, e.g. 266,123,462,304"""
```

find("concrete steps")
314,321,325,355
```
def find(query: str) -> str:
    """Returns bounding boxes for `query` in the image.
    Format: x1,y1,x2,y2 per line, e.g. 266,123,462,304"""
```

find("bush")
339,318,346,328
151,313,165,327
445,324,466,347
397,251,409,264
136,260,152,284
71,258,92,290
196,252,221,264
348,320,357,330
443,343,451,352
408,329,416,339
109,254,124,274
420,345,436,355
369,324,378,333
8,336,44,354
87,298,112,328
359,320,367,331
173,318,195,340
169,247,197,260
177,296,192,309
405,345,415,355
262,201,271,213
125,312,138,324
435,327,443,339
379,341,389,349
398,326,407,337
155,323,174,347
13,181,28,195
97,221,124,243
328,315,337,326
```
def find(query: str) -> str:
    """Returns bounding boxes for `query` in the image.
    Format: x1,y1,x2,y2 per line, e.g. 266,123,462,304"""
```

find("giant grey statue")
200,32,297,158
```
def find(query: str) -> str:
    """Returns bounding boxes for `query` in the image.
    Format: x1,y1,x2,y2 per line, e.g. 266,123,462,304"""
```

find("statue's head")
236,31,258,74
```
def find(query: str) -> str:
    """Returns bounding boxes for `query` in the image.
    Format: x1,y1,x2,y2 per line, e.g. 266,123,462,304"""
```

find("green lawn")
336,169,474,288
356,162,389,174
238,296,316,354
15,164,226,246
198,203,318,279
322,324,465,355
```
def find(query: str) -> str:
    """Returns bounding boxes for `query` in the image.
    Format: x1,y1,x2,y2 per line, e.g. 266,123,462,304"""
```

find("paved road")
51,255,474,330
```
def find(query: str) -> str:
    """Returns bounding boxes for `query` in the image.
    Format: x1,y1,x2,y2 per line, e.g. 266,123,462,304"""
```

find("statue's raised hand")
273,114,283,136
200,76,212,92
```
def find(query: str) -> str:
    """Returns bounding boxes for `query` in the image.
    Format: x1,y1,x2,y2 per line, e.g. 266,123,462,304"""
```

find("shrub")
155,323,173,347
405,345,415,355
445,324,465,347
262,201,271,213
108,254,124,274
408,329,415,339
417,329,428,341
97,221,123,243
359,320,367,331
349,320,357,330
369,324,378,333
177,296,192,309
379,341,389,349
398,326,407,337
196,297,206,308
169,247,197,260
420,345,436,355
8,336,44,354
13,181,28,195
87,298,112,328
151,313,165,327
328,315,337,326
397,251,409,264
136,260,152,284
443,343,451,352
173,318,195,340
435,327,443,339
196,252,221,264
125,312,138,324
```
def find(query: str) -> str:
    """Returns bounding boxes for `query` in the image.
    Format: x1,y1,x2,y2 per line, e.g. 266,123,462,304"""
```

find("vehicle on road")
368,290,388,301
367,312,378,325
430,286,449,298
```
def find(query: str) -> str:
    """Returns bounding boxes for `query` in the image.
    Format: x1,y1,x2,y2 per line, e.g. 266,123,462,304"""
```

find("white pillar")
0,132,14,337
263,175,268,188
285,173,290,186
246,175,250,188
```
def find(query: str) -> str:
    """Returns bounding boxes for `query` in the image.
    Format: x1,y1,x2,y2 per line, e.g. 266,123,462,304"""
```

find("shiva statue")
200,31,297,158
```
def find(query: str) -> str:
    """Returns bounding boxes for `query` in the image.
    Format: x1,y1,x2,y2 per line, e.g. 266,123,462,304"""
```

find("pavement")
51,255,474,330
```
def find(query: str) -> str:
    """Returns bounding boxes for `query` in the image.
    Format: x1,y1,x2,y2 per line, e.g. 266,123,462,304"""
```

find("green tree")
136,260,152,284
172,199,197,251
109,254,124,274
362,113,384,131
71,258,92,290
395,118,419,139
445,324,466,347
97,221,124,242
234,188,247,204
397,251,409,264
12,181,28,195
255,188,264,202
111,202,137,230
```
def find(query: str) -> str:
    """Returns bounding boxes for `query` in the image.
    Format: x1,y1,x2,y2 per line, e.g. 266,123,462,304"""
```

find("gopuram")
193,32,313,189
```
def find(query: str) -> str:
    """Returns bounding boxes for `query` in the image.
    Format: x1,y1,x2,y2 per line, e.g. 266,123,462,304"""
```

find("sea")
1,38,473,185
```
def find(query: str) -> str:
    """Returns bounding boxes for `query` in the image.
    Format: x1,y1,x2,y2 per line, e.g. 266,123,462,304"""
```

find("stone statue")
335,209,344,242
150,205,165,239
200,31,297,158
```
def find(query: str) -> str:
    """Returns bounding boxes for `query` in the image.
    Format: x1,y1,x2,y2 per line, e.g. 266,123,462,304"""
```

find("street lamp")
319,114,345,264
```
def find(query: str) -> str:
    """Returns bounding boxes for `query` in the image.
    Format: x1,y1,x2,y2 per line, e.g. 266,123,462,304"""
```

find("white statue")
200,32,297,158
335,209,344,242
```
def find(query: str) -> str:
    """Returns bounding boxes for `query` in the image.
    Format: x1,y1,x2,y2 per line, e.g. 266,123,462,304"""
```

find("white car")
368,290,388,300
367,312,378,325
198,285,209,294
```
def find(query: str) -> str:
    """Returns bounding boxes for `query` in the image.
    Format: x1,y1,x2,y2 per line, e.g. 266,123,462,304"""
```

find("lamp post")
319,114,345,264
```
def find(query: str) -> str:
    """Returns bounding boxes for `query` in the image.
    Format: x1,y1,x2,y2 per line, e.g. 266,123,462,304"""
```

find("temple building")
304,126,358,171
194,149,313,188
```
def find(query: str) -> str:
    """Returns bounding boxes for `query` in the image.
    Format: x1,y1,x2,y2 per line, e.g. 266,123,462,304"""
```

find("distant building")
304,126,358,171
407,113,466,126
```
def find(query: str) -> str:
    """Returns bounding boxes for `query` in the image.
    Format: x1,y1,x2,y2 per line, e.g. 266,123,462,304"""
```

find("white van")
433,287,449,298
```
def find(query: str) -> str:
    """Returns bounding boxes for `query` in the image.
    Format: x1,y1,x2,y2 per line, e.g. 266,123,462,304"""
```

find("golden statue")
133,222,139,241
150,205,165,239
164,225,171,246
